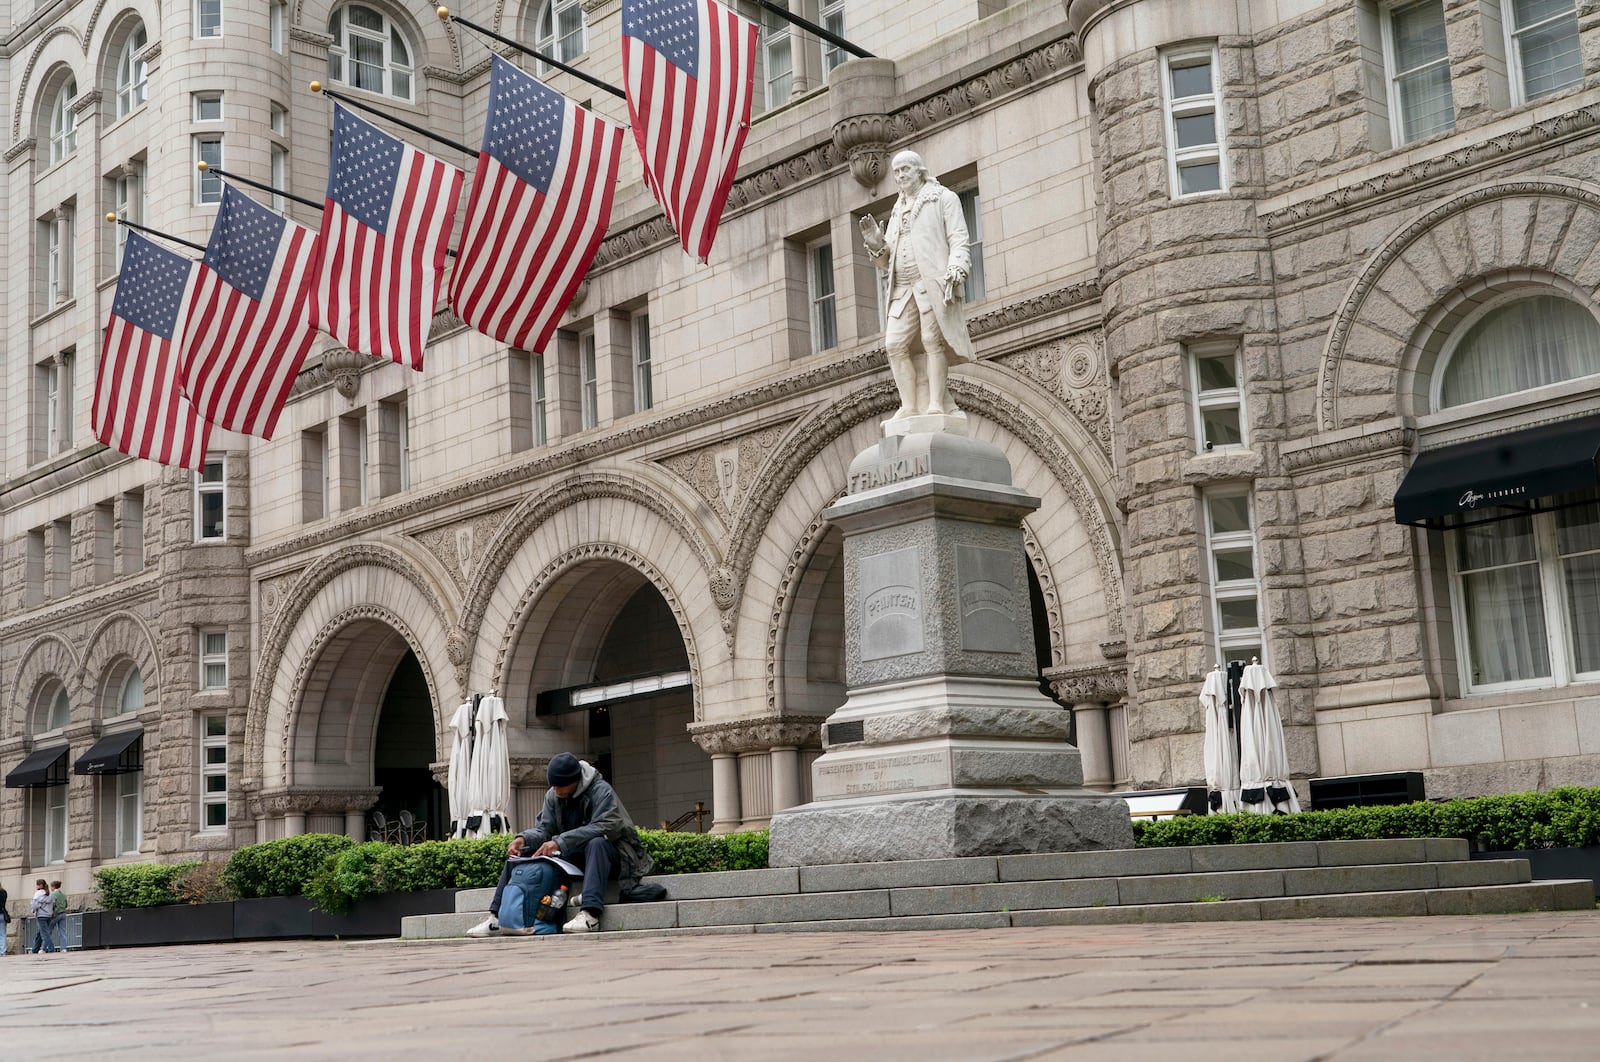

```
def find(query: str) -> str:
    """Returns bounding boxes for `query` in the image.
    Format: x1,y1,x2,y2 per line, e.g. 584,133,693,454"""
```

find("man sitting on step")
468,752,654,937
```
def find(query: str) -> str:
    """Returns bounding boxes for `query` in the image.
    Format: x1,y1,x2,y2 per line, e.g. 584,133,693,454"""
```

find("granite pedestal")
768,429,1131,866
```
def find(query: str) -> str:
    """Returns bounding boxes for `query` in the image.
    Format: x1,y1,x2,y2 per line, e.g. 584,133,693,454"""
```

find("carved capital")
246,785,383,818
1043,662,1126,704
322,347,370,399
688,715,827,755
832,114,895,188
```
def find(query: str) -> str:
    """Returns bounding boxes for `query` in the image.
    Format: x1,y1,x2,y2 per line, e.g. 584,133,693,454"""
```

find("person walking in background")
0,882,10,956
29,880,53,954
49,880,67,952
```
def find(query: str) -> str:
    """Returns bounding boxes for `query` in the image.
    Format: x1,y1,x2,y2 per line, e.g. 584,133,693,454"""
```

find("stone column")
284,812,306,837
1072,705,1113,791
689,717,825,833
344,810,365,840
709,754,741,834
768,431,1133,865
738,751,773,829
770,746,802,813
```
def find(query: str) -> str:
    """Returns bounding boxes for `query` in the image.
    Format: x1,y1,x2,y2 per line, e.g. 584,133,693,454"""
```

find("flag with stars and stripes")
450,56,624,352
310,104,463,370
93,231,213,471
622,0,757,261
178,185,319,439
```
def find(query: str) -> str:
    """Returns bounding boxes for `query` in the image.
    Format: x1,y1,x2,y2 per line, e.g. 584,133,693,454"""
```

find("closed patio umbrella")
1200,668,1240,814
446,695,479,838
1238,660,1301,815
464,694,511,836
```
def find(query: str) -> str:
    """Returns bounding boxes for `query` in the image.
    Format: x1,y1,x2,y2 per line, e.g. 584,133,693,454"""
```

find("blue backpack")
499,861,571,935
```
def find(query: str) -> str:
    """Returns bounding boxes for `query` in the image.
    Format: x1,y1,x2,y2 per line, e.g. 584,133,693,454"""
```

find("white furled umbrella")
446,697,477,838
1200,668,1240,814
1238,660,1301,815
464,694,511,837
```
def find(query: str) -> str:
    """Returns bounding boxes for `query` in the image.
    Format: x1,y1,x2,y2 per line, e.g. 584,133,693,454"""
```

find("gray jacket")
519,761,655,887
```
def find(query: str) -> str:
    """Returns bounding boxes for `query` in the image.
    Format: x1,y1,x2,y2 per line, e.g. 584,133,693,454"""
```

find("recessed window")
1383,0,1455,145
580,331,598,430
959,188,986,303
47,685,71,731
112,172,142,269
1505,0,1582,104
533,354,548,446
193,92,223,122
195,137,223,204
633,311,653,412
821,0,847,78
48,78,78,165
42,210,74,307
535,0,587,73
45,783,67,863
1204,491,1264,668
1190,341,1247,451
270,145,288,213
271,0,288,53
195,0,222,38
1436,294,1600,409
200,713,228,829
1160,47,1224,196
195,457,226,540
199,630,228,690
809,241,838,353
116,26,149,117
764,9,793,108
119,668,145,715
116,770,143,855
327,4,415,101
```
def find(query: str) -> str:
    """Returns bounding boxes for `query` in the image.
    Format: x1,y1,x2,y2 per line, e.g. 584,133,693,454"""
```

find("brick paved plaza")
3,912,1600,1060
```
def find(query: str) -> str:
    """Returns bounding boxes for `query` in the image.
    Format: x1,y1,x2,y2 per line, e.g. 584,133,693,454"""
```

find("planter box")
1471,846,1600,898
87,889,463,948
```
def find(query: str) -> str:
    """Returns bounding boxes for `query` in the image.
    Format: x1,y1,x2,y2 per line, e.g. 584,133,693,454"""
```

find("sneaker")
563,910,601,934
465,918,500,938
498,925,535,937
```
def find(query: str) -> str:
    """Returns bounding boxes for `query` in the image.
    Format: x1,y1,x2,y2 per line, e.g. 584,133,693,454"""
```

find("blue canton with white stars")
205,186,287,304
624,0,699,73
327,105,403,234
114,232,192,341
484,57,565,194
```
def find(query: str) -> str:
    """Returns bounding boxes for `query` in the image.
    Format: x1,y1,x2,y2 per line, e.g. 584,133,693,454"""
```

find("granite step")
402,837,1593,939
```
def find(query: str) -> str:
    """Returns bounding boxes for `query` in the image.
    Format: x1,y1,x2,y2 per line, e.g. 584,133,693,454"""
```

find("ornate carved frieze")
4,137,36,163
1021,529,1065,669
258,569,306,630
994,331,1111,457
413,507,514,591
968,280,1101,339
658,424,791,523
1281,426,1416,473
688,715,828,756
1043,662,1127,704
246,786,382,818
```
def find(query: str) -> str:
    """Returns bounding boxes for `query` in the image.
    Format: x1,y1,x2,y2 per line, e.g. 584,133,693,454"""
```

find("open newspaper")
505,853,581,878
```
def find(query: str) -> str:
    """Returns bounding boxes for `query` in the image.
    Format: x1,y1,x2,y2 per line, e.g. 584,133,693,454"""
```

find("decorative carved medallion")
658,424,789,523
995,332,1111,456
413,507,514,591
258,569,306,628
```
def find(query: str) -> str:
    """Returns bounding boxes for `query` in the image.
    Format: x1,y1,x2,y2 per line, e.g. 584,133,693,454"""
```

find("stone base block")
767,790,1133,867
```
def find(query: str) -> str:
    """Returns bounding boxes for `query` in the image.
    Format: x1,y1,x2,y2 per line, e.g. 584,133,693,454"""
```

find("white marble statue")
859,151,976,424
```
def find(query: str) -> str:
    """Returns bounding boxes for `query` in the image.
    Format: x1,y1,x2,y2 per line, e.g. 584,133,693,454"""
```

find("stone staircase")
400,838,1595,939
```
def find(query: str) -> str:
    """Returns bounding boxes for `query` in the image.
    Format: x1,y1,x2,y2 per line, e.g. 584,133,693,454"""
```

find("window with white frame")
821,0,847,78
1190,341,1247,451
809,240,838,352
533,354,549,446
270,145,288,213
397,401,410,491
535,0,587,73
116,26,149,117
302,428,328,521
1160,47,1224,196
1504,0,1582,103
580,332,598,429
49,78,78,165
195,458,225,540
195,137,223,204
54,352,73,453
115,769,143,855
199,630,227,690
327,4,415,101
50,519,71,600
1383,0,1455,145
192,92,223,122
119,667,145,715
195,0,222,38
113,172,141,269
1436,294,1600,409
43,210,73,306
271,0,289,53
1204,490,1264,667
633,311,654,412
47,685,71,731
958,188,986,303
45,782,68,863
39,359,59,459
200,713,228,829
764,7,794,108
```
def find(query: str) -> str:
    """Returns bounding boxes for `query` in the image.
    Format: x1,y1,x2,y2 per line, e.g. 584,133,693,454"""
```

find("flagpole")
749,0,872,59
198,162,322,210
437,6,626,100
310,81,475,157
104,214,206,254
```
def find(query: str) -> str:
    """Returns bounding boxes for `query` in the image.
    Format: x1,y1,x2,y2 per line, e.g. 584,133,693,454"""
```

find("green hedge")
95,862,200,909
222,834,356,898
1134,786,1600,851
638,828,768,875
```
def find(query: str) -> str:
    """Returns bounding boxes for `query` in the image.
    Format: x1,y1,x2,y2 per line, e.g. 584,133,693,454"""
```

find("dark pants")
488,836,618,919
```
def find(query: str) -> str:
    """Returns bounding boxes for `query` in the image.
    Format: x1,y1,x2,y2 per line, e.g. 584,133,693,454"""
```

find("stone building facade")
4,0,1599,891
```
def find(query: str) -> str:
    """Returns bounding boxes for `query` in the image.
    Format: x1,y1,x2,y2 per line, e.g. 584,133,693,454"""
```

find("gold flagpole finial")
197,160,209,172
437,6,451,20
310,81,323,94
105,212,116,224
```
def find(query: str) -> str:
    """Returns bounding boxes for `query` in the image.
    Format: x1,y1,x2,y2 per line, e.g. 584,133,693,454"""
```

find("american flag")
178,185,318,439
310,104,463,370
93,232,214,471
622,0,757,261
450,56,624,353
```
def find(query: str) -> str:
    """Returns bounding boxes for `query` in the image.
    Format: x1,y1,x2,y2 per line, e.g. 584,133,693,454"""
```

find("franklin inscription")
849,452,930,493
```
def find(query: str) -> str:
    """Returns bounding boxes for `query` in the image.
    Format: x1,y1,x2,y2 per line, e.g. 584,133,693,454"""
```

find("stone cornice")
1281,426,1416,473
687,715,828,755
0,574,159,642
4,137,35,163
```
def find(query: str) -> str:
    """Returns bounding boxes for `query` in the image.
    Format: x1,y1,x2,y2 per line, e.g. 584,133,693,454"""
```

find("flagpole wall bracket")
829,59,898,189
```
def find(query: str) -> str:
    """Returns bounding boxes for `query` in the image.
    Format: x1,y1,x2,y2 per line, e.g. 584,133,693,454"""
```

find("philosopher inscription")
859,547,924,660
814,748,953,798
956,545,1021,654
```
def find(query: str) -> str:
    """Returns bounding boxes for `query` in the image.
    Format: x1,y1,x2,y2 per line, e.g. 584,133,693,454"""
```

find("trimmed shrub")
172,861,232,905
95,862,198,909
1133,786,1600,851
223,834,356,898
306,835,513,914
637,828,769,875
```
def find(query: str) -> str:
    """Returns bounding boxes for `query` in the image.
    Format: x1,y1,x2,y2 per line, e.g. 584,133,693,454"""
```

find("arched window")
1437,294,1600,408
327,4,414,101
44,684,70,731
116,25,149,118
535,0,587,72
119,668,145,715
48,78,78,165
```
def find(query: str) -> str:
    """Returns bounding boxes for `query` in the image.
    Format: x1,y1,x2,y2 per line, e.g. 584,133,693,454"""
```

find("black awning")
5,744,68,788
74,728,143,775
1394,415,1600,528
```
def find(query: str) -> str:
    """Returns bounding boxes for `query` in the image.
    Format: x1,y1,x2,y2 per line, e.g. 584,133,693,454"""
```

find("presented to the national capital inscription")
814,748,952,796
859,546,924,660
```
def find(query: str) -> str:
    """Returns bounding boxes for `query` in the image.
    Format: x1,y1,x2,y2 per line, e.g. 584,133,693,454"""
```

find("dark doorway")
372,650,444,841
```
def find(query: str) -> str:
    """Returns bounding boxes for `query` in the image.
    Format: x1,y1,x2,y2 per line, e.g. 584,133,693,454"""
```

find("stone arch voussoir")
12,633,82,734
78,611,160,717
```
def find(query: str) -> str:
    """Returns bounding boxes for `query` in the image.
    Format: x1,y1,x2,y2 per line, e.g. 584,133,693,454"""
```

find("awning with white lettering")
74,728,143,775
1393,414,1600,529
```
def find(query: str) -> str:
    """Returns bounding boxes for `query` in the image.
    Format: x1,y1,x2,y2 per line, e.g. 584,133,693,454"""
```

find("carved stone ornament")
995,332,1111,456
687,716,828,755
833,113,895,188
413,507,513,591
246,786,383,818
658,423,789,523
1043,662,1127,704
322,347,370,399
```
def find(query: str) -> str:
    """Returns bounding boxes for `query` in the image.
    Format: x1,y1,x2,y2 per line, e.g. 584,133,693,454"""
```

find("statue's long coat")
871,179,976,363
